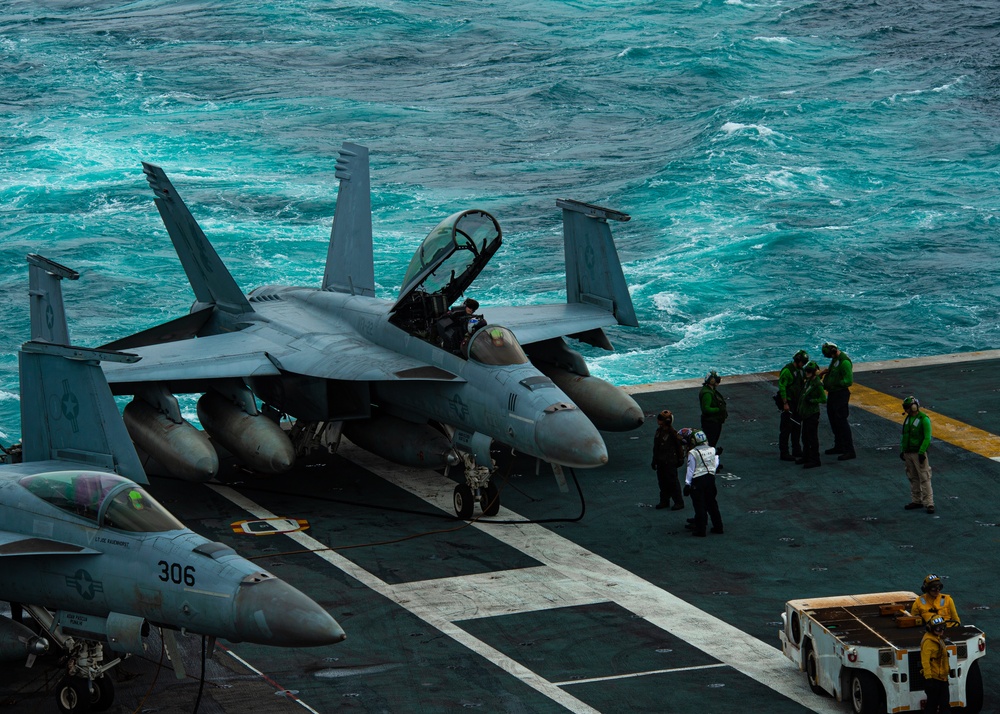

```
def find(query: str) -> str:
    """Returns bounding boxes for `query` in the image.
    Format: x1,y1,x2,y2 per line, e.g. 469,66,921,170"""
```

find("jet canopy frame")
390,209,502,330
19,470,184,532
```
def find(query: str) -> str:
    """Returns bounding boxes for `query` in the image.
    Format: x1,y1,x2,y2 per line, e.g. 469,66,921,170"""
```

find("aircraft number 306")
158,561,196,586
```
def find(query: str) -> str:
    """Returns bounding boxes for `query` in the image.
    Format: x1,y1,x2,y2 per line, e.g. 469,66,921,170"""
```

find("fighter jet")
100,142,643,517
0,255,344,713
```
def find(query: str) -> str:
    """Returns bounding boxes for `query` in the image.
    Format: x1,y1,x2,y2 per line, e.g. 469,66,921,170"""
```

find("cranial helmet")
704,370,721,385
693,430,708,445
794,350,809,363
678,427,694,444
821,342,838,358
903,395,920,410
658,410,673,423
926,616,947,632
922,574,943,593
804,360,819,372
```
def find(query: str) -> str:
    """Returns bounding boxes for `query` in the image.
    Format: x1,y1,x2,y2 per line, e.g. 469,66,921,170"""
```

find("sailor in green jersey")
900,395,935,514
777,350,809,462
819,342,856,460
699,370,727,450
797,361,827,468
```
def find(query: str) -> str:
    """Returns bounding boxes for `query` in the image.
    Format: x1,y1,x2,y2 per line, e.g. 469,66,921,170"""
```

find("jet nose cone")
233,575,345,647
535,404,608,468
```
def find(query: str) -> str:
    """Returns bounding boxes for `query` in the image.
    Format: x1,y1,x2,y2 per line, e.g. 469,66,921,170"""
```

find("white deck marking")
211,444,843,714
553,662,729,686
210,484,602,714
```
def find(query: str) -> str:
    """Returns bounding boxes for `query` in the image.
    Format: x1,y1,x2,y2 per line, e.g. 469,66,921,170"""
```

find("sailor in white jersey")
684,430,724,537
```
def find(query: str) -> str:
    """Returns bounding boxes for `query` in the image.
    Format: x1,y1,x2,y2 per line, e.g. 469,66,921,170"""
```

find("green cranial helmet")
903,395,920,410
821,342,838,358
804,360,819,372
793,350,809,363
704,370,721,385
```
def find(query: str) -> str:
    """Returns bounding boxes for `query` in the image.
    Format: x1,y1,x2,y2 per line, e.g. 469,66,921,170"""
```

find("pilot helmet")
467,317,482,334
692,430,708,445
677,427,694,445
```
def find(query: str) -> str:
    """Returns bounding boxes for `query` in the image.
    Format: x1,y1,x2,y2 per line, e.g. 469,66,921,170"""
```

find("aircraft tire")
481,481,500,517
91,675,116,712
454,484,474,519
56,677,92,714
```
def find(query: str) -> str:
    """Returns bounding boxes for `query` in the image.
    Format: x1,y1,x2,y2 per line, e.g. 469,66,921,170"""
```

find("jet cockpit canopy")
466,326,528,366
19,470,184,532
390,209,502,327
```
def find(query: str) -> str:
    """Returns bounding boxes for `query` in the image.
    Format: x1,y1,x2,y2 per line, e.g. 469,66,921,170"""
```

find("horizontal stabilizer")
323,142,375,296
141,162,254,315
558,199,637,328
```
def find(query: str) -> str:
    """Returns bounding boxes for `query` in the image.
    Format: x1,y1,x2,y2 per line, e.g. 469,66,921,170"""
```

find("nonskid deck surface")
3,352,1000,713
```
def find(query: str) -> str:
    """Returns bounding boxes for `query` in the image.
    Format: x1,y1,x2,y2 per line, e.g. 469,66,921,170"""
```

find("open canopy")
392,209,502,314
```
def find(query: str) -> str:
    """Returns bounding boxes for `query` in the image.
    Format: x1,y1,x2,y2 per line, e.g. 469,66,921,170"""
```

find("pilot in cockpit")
439,297,486,354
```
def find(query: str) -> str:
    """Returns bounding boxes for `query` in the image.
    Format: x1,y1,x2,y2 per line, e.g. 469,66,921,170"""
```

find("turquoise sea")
2,0,999,444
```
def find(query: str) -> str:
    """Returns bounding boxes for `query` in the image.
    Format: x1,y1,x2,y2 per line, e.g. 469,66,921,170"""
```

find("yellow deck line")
851,383,1000,459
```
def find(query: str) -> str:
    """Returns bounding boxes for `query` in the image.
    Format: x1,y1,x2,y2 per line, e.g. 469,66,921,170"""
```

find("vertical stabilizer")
141,163,254,315
18,342,148,484
557,199,638,327
323,142,375,296
27,254,78,345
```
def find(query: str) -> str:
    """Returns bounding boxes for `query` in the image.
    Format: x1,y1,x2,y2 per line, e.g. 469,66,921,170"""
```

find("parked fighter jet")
0,256,344,713
100,142,643,517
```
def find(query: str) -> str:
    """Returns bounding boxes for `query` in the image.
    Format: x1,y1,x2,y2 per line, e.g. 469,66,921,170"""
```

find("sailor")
777,350,809,462
911,574,960,626
920,616,952,714
699,370,727,451
797,361,826,469
900,396,935,514
682,430,723,537
651,410,685,511
818,342,856,460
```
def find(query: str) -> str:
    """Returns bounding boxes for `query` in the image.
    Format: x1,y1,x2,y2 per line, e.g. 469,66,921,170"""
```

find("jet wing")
102,326,461,384
0,531,101,557
484,303,619,346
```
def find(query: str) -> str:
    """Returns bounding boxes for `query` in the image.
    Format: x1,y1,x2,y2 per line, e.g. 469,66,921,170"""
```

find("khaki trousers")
904,452,933,507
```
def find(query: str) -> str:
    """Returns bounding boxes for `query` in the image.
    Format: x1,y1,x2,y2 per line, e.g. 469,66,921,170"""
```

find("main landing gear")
452,452,500,519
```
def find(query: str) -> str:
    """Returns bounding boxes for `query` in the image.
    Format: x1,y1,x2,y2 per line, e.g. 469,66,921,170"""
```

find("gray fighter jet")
0,256,344,713
100,143,643,517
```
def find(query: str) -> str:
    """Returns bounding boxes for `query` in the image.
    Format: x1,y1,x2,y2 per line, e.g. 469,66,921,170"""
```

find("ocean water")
2,0,1000,444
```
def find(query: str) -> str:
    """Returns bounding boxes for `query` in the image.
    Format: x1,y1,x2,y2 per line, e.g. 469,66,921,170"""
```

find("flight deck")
3,351,1000,713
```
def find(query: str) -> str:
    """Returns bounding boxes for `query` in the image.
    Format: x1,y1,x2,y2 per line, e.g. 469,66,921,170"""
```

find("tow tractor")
779,591,985,713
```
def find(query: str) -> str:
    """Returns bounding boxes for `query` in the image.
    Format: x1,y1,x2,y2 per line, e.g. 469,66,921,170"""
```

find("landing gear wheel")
805,646,829,696
56,677,92,714
453,483,474,519
480,481,500,516
90,676,116,713
849,671,885,714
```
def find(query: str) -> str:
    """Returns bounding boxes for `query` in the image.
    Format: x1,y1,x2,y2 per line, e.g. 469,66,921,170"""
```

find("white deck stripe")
332,444,841,713
553,662,729,686
208,483,601,714
223,648,321,714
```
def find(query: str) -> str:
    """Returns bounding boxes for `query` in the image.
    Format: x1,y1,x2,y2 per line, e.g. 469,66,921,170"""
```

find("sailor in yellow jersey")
911,574,960,625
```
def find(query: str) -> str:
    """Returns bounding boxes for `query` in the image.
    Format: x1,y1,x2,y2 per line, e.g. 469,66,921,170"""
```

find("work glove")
919,454,926,464
899,452,905,461
683,485,691,497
